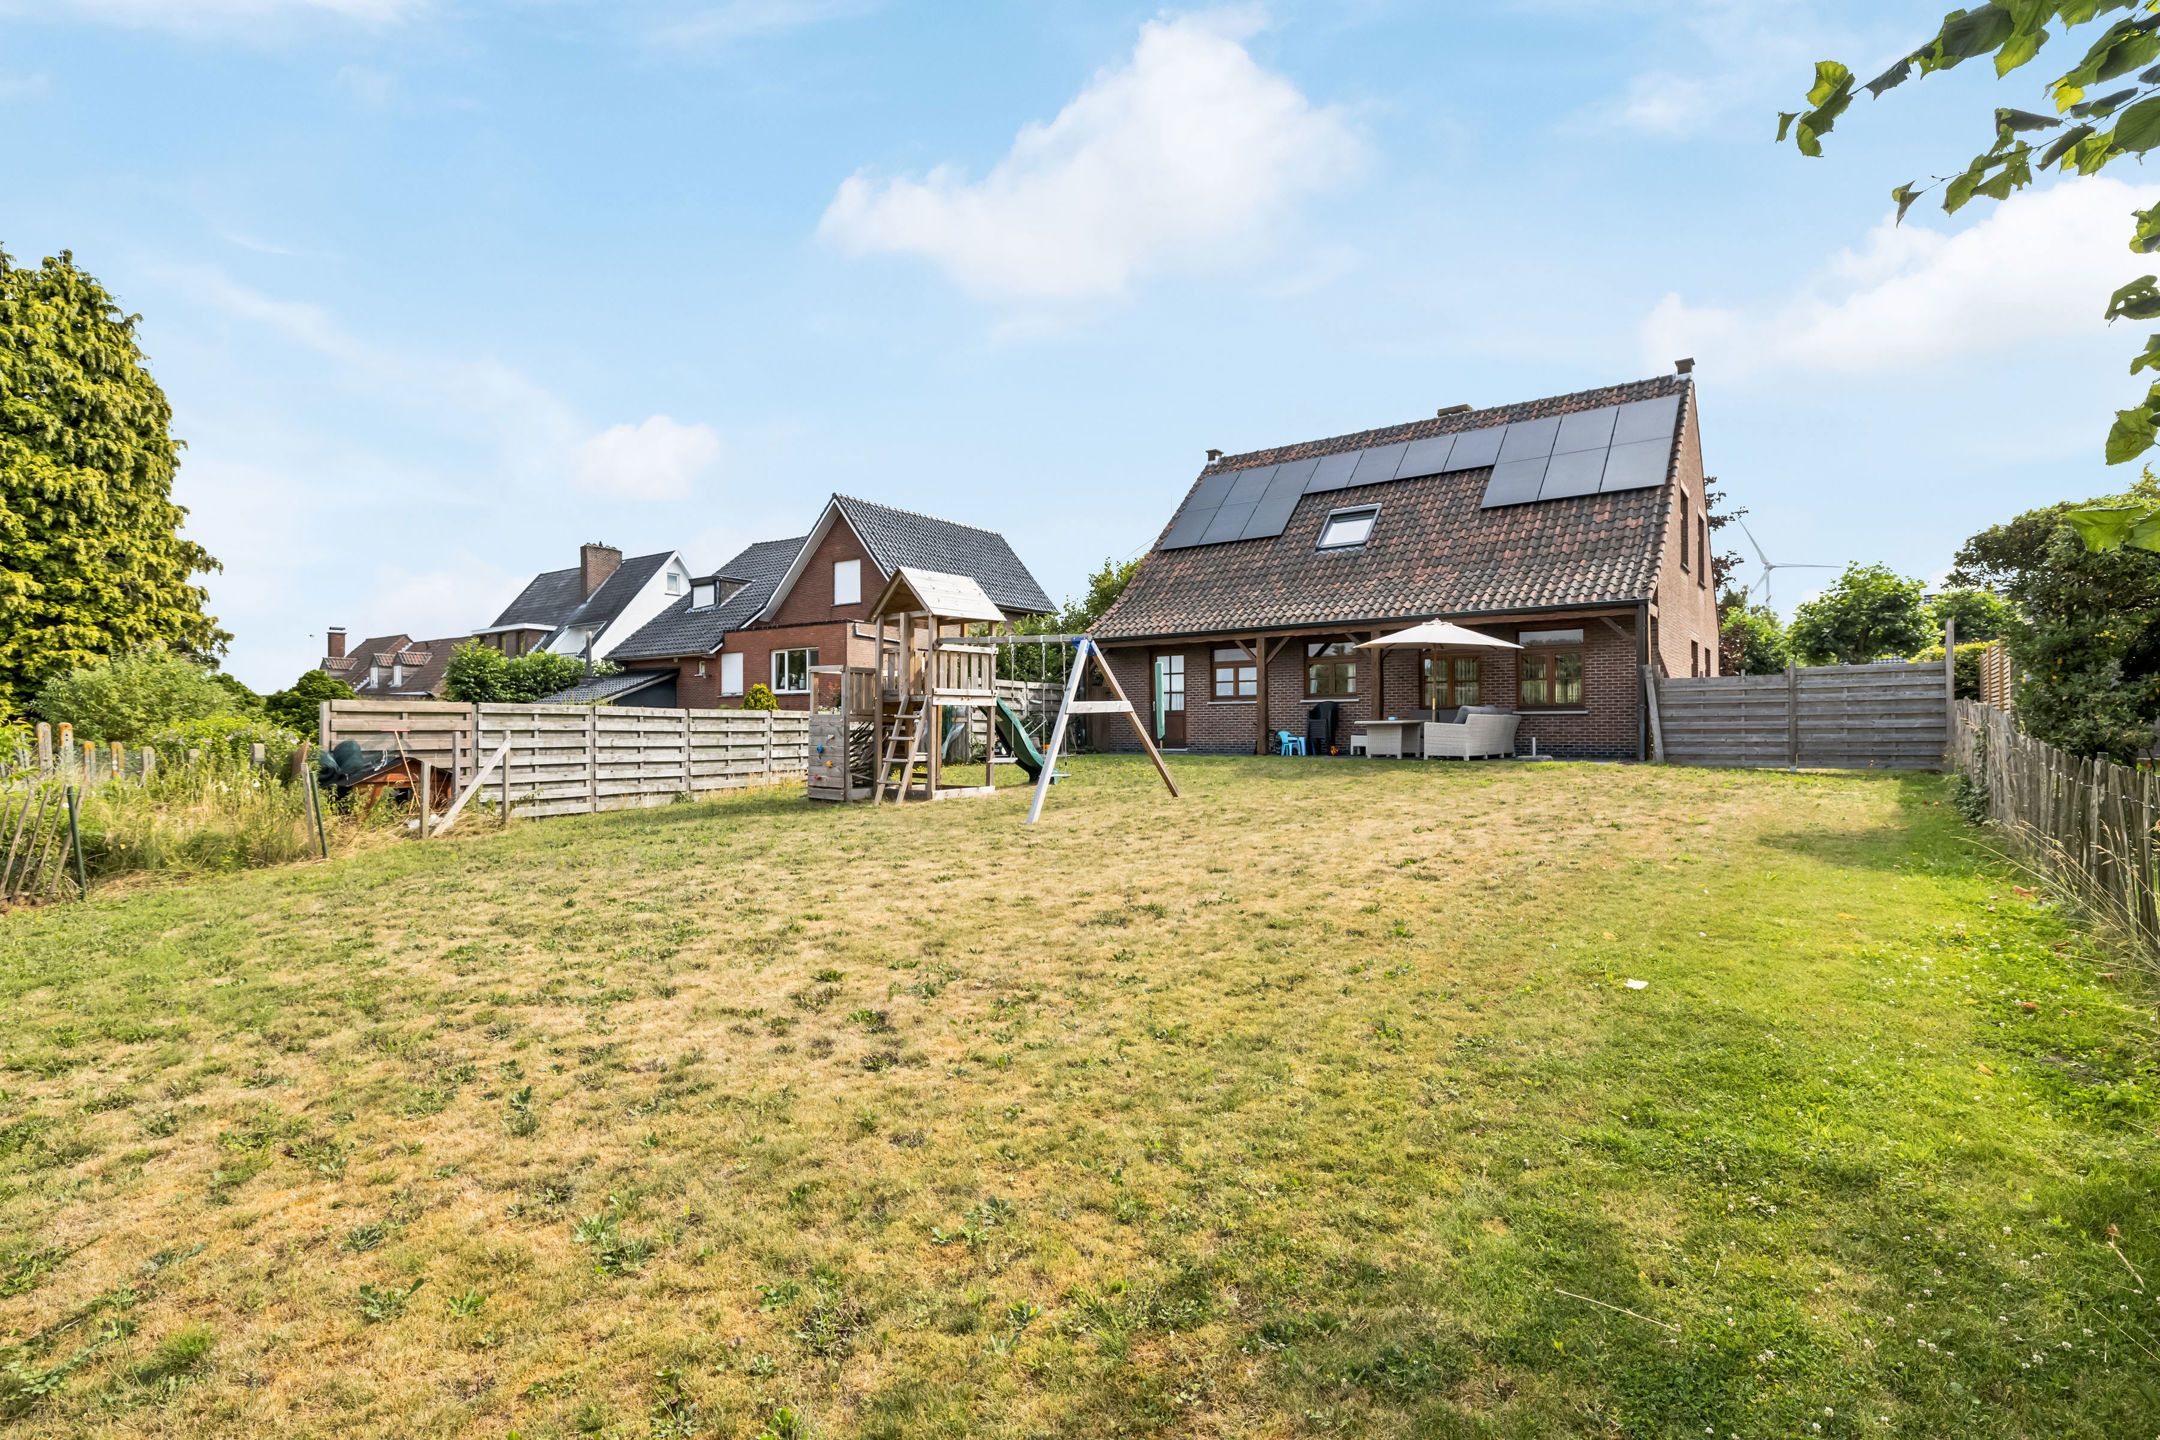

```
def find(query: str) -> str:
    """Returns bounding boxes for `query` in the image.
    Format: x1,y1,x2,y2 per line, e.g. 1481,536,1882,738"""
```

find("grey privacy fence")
1650,660,1951,771
1950,699,2160,959
319,700,810,822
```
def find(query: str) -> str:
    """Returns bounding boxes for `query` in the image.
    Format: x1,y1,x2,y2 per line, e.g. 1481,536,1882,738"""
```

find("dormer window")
390,661,404,687
692,581,717,610
1317,505,1380,551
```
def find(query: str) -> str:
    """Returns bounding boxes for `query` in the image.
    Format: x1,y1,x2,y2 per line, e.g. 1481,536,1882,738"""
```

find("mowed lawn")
2,757,2157,1439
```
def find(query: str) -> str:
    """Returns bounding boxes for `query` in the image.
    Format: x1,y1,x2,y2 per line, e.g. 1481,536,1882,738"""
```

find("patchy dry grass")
0,756,2156,1438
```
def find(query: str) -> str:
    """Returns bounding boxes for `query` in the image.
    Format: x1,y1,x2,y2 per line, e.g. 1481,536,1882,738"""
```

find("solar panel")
1442,426,1505,471
1612,393,1681,446
1272,455,1320,492
1497,416,1561,463
1349,442,1408,487
1225,464,1277,505
1201,501,1258,544
1160,502,1220,549
1187,468,1240,511
1598,437,1671,492
1538,446,1607,499
1306,450,1362,493
1552,405,1617,454
1395,433,1456,480
1241,468,1307,540
1481,457,1548,507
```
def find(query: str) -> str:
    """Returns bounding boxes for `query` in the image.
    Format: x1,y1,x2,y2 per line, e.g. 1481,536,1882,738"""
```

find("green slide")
992,698,1047,782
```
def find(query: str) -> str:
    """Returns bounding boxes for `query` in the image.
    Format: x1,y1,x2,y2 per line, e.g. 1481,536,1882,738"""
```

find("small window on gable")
1318,505,1379,551
692,581,716,610
666,571,685,596
1679,490,1692,570
833,559,861,606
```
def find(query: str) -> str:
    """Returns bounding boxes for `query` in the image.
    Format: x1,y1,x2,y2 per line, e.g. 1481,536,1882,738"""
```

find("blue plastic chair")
1276,730,1306,757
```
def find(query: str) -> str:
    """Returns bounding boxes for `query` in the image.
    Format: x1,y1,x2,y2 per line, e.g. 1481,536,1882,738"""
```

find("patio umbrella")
1358,620,1522,651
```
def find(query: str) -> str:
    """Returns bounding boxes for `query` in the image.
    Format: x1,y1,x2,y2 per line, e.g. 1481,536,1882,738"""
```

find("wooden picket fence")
319,700,811,823
1950,699,2160,962
7,720,295,784
0,779,85,905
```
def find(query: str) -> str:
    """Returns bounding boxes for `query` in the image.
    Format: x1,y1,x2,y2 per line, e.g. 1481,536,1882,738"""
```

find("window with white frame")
720,652,744,695
691,580,716,609
771,647,816,693
1317,505,1380,550
666,571,685,596
833,559,861,606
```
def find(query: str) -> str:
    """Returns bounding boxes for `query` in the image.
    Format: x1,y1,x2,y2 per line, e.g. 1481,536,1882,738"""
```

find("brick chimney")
326,626,346,660
580,543,622,598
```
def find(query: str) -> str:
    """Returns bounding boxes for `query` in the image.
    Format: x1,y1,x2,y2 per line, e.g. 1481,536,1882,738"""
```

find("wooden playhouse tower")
807,567,1180,818
808,568,1007,804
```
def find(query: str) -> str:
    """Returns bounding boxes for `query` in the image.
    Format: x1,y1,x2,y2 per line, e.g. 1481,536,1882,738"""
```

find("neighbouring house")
320,627,465,699
608,494,1054,710
474,543,696,663
1090,369,1722,761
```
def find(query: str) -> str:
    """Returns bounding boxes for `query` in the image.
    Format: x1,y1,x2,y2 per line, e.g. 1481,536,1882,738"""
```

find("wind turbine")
1735,518,1834,610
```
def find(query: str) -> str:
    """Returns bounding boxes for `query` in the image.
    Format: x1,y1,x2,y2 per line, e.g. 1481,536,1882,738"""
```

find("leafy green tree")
1926,587,2016,644
1778,6,2160,549
207,670,262,715
0,248,227,714
1787,564,1935,665
1952,474,2160,760
442,642,510,703
1718,596,1792,675
263,668,356,740
31,652,237,743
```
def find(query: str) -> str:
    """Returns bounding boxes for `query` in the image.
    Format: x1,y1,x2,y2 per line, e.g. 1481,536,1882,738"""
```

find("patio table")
1353,718,1425,759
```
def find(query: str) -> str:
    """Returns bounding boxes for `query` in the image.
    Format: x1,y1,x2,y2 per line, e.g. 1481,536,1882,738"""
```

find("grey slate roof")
607,538,805,661
492,551,674,636
831,495,1054,615
535,670,678,705
1093,375,1691,642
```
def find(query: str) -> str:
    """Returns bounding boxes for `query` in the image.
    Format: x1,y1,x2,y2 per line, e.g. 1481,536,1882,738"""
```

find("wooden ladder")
873,705,929,805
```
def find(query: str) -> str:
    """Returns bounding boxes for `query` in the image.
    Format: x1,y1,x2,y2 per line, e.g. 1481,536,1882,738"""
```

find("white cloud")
23,0,421,25
817,8,1364,302
1643,178,2160,377
1595,73,1711,137
573,416,722,501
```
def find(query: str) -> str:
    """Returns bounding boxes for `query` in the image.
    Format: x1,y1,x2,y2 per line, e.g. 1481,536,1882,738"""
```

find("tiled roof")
607,538,805,661
324,633,464,697
535,669,678,705
491,551,675,635
1093,376,1688,642
832,495,1054,615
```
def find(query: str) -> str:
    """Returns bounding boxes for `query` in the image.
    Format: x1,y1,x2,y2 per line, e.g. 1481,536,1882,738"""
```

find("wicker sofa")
1421,706,1520,760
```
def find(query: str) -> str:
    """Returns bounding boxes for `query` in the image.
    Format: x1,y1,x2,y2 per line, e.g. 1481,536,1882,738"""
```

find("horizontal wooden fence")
1951,699,2160,960
1653,660,1950,771
320,700,810,821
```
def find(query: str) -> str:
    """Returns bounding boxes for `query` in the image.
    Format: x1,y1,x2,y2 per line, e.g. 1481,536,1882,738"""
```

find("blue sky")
3,0,2149,688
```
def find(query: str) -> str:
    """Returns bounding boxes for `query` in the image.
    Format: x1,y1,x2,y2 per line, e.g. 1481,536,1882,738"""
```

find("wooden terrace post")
36,722,52,776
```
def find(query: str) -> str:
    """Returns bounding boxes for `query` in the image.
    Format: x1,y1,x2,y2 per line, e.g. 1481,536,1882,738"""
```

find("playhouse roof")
870,567,1006,623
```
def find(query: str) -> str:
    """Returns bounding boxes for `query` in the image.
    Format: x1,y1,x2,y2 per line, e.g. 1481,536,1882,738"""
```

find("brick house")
1090,371,1721,761
608,495,1053,710
320,629,465,699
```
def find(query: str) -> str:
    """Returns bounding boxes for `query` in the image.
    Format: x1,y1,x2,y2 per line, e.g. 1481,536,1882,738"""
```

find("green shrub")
444,644,587,703
1950,772,1990,825
31,653,235,744
1911,641,1992,699
743,683,779,712
150,715,301,763
262,669,355,740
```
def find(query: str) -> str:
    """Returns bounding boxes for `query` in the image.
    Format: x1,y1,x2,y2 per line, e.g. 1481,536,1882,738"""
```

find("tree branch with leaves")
1779,3,2160,550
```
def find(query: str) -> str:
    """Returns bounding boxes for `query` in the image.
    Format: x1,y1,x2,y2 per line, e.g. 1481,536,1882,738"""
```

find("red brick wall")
657,621,875,712
768,520,878,628
1652,389,1721,679
1101,613,1644,761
